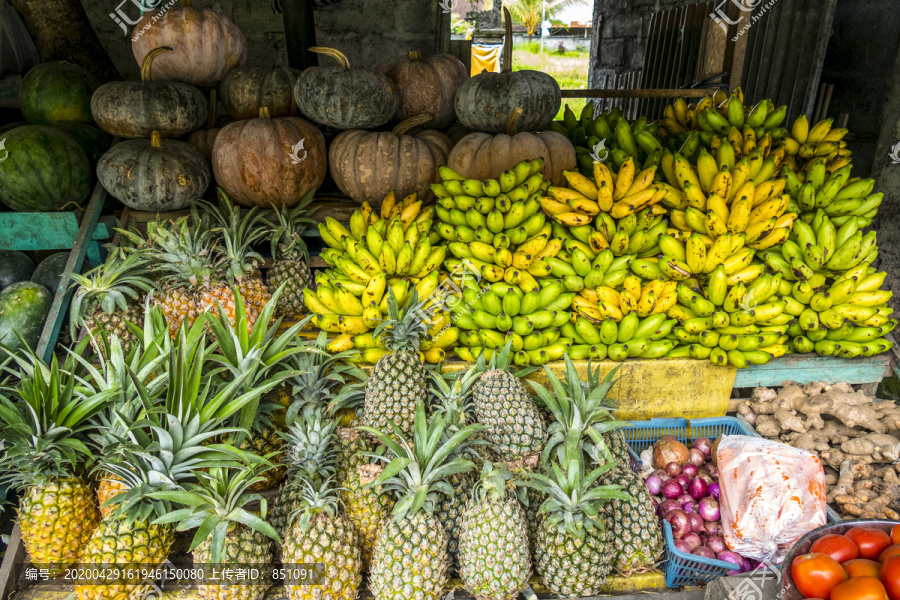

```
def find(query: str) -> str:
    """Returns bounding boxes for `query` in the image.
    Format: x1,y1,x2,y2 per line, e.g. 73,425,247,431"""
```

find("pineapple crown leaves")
202,189,269,282
372,288,429,353
358,402,485,522
0,346,118,488
268,189,319,262
278,406,338,484
68,249,154,331
530,358,629,466
287,477,344,534
151,465,282,563
428,366,479,425
471,461,515,504
474,341,537,379
207,285,312,435
149,216,220,289
518,457,631,541
293,331,366,419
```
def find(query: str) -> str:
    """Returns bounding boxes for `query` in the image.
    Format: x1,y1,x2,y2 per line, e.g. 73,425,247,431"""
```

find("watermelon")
20,62,99,125
0,281,51,354
54,122,113,164
0,122,25,136
32,252,77,295
0,125,91,212
0,251,35,290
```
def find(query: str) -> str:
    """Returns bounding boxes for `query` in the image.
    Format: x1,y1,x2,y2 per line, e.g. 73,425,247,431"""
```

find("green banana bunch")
587,208,667,258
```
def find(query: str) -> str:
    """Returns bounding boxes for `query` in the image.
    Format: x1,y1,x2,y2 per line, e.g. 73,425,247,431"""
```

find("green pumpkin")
0,125,91,212
19,62,100,125
0,282,52,355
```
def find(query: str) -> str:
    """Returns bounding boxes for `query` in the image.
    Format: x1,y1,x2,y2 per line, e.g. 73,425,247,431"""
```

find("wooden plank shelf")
733,352,893,389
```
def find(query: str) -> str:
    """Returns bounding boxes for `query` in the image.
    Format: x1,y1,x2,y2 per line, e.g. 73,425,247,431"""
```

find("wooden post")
8,0,120,82
281,0,318,70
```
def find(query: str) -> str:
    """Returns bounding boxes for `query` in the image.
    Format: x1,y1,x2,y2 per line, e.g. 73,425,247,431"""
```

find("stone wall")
84,0,444,79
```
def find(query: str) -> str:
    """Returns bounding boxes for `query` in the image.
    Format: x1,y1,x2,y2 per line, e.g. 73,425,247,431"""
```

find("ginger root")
841,433,900,460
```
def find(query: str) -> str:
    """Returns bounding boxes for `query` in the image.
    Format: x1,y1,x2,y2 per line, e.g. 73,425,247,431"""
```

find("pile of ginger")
738,381,900,520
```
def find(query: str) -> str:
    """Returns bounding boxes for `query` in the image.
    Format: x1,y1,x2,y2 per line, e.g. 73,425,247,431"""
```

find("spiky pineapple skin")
334,428,372,484
281,513,361,600
435,472,474,571
533,516,613,598
267,257,313,316
19,478,99,575
194,522,273,600
222,427,285,491
84,302,142,357
458,495,531,600
154,285,202,336
599,466,664,576
369,513,449,600
364,350,425,440
270,483,300,539
472,370,545,460
339,465,393,571
75,517,175,600
96,475,127,519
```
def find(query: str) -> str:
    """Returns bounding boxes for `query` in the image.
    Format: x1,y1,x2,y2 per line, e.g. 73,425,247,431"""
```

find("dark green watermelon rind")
0,282,51,355
19,63,100,126
0,250,36,291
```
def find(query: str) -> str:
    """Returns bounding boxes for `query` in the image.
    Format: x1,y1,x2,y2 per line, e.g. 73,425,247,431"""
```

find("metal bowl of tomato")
780,519,899,600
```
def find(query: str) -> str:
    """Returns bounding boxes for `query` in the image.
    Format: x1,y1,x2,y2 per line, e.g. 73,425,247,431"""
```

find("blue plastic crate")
620,417,764,588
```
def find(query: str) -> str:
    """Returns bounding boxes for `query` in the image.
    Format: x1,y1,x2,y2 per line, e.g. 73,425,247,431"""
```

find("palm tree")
506,0,588,43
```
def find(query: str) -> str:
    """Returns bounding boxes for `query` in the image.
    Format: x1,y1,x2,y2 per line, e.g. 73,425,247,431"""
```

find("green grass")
512,43,589,120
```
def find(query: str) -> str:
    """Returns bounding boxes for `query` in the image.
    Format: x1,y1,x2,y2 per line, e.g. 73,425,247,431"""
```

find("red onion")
706,535,727,554
717,550,744,575
688,512,705,533
645,474,663,495
699,497,720,522
666,461,682,476
688,448,706,466
705,521,722,536
741,557,753,573
692,546,716,560
652,469,667,479
708,482,720,499
692,437,713,459
709,467,718,478
673,538,691,554
674,473,691,489
665,510,692,539
683,463,699,477
688,477,708,499
657,499,681,517
698,533,708,546
678,493,693,505
682,500,697,513
681,532,702,550
662,479,683,499
697,472,715,486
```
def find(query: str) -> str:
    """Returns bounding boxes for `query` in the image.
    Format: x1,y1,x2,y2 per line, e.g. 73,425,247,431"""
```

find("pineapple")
76,324,274,600
471,344,546,461
69,249,153,355
339,462,393,571
154,466,281,600
457,462,531,600
281,479,362,600
523,457,628,598
207,288,310,490
267,189,318,316
363,289,428,440
0,348,114,575
360,402,484,600
271,408,337,537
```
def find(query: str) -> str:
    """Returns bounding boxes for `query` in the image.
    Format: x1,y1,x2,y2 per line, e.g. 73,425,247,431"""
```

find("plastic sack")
717,434,827,564
0,0,38,77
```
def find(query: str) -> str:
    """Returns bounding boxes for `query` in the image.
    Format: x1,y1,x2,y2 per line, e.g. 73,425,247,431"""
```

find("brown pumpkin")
132,0,247,88
219,66,301,120
294,47,399,130
329,114,452,209
380,51,468,129
187,89,221,159
97,131,211,212
92,47,207,138
453,9,560,133
447,109,575,186
212,107,326,209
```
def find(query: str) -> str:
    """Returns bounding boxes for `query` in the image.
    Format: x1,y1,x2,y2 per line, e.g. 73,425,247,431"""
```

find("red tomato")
831,576,888,600
893,525,900,546
881,545,900,563
811,534,860,563
847,527,893,561
845,559,882,579
881,555,900,600
792,553,848,599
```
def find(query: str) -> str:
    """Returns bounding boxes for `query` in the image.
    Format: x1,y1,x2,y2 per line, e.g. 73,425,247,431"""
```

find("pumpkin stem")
309,47,351,70
409,51,421,61
392,113,433,136
151,131,162,148
505,107,523,136
259,107,271,119
502,7,512,73
181,0,191,6
208,89,217,129
141,47,174,82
